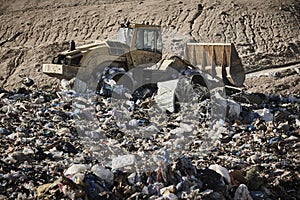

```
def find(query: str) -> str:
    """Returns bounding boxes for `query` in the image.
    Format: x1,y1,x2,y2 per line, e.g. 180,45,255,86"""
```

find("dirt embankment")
0,0,299,90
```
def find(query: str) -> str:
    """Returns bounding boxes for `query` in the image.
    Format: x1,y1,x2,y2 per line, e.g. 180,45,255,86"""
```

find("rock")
64,164,89,175
254,108,273,122
245,167,264,190
199,168,225,191
10,151,30,162
60,79,72,90
208,164,231,184
72,172,85,185
56,127,71,136
277,122,290,131
22,147,35,155
21,77,35,87
112,154,136,169
56,141,78,154
234,184,253,200
127,173,137,185
91,165,114,185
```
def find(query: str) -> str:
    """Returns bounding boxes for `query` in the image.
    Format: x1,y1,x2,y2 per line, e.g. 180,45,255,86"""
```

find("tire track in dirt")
247,13,256,50
85,20,93,40
206,9,217,41
0,50,24,87
290,3,300,28
0,25,8,42
189,4,203,40
178,8,189,29
0,24,7,41
223,13,236,43
254,12,267,53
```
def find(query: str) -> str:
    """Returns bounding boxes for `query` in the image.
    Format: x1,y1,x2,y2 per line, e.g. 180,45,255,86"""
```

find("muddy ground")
0,0,299,94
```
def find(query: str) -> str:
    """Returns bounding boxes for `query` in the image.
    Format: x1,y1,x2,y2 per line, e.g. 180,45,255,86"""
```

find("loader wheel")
192,83,210,101
97,71,134,98
174,76,209,112
191,75,210,101
111,73,134,93
174,77,195,103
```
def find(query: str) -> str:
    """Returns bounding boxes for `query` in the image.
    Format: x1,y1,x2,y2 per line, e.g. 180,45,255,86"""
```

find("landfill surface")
0,72,299,199
0,0,300,200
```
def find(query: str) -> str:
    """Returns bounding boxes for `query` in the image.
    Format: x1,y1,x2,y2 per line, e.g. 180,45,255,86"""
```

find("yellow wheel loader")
42,22,245,96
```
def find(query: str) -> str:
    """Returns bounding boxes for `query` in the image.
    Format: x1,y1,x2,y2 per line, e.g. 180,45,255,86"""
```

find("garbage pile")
0,80,299,200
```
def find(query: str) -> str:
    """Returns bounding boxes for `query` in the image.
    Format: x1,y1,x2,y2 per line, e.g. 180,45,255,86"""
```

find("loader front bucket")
184,43,245,87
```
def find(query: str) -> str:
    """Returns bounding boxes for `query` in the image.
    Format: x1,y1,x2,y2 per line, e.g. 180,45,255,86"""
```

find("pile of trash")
0,79,299,200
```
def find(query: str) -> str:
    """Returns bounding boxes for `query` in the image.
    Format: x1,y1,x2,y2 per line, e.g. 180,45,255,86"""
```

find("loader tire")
174,77,195,103
174,76,210,112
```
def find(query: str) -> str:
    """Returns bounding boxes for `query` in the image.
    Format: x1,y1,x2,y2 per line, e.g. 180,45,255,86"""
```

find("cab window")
136,28,162,53
118,28,133,46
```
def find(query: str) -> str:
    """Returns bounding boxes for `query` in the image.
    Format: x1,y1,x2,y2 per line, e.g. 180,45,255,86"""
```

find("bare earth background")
0,0,299,94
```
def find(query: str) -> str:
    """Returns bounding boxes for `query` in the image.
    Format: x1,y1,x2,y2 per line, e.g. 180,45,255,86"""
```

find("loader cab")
133,27,162,54
118,23,163,68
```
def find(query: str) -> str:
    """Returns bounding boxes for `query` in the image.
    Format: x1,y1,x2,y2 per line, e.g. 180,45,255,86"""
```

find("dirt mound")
0,0,299,90
245,64,300,96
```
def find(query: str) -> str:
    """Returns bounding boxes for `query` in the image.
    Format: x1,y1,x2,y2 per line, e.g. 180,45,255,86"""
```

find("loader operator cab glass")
135,28,162,54
118,28,133,47
156,30,162,53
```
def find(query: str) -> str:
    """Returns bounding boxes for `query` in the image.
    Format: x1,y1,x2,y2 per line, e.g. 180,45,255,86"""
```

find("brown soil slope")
0,0,299,89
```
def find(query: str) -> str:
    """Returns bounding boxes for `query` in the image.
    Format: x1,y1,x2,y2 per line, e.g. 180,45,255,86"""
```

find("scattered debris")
0,81,299,199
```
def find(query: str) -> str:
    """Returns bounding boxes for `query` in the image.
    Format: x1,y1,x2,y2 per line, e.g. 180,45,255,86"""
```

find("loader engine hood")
105,40,130,56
